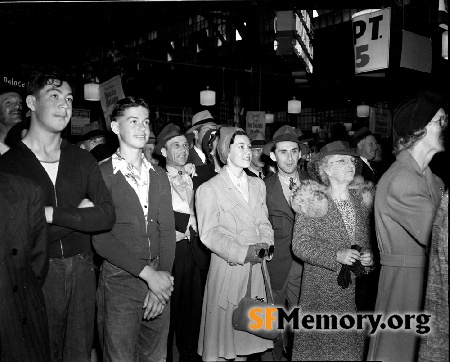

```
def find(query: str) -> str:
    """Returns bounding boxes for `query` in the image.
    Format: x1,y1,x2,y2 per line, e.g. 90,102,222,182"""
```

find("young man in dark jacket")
0,67,115,362
93,97,176,361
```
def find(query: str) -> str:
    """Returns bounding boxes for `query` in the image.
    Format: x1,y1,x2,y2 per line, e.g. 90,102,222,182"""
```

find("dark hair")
111,96,149,122
27,66,72,96
229,129,248,145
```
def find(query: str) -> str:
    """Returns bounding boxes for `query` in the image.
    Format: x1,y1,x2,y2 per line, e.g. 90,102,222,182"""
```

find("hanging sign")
369,107,392,138
246,111,266,137
70,109,90,135
99,75,125,130
352,8,391,74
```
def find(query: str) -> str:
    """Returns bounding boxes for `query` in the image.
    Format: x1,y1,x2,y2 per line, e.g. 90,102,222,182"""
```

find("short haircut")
27,66,72,96
111,96,149,123
393,128,427,156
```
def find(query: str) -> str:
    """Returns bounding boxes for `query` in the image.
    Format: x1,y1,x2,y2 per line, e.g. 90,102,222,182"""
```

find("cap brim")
186,120,217,134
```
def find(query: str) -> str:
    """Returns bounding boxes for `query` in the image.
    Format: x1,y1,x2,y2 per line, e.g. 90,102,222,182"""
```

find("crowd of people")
0,66,448,362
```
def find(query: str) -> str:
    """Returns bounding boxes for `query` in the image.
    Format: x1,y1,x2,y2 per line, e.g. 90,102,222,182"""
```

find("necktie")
289,177,295,190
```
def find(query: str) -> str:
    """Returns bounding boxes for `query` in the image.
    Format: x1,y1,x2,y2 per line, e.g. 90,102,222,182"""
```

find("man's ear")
111,121,119,135
26,95,36,111
270,151,276,162
193,129,199,140
161,147,167,158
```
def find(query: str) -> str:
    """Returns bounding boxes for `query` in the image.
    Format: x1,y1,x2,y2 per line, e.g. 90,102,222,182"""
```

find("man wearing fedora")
78,121,111,163
155,123,209,362
186,110,218,166
245,130,267,179
262,125,310,360
0,83,24,155
93,97,175,361
351,126,379,185
143,130,160,166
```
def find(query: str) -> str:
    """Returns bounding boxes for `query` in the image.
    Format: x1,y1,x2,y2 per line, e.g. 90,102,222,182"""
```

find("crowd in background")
0,66,448,362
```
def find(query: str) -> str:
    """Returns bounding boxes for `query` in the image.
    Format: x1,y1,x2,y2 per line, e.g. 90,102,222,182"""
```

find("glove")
337,245,364,289
244,243,269,265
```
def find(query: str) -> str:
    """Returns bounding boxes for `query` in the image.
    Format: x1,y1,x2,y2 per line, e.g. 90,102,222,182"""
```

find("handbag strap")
261,259,275,305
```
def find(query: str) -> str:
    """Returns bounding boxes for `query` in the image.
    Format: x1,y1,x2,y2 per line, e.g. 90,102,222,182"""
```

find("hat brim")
186,120,216,134
80,129,105,143
263,134,308,156
318,148,359,159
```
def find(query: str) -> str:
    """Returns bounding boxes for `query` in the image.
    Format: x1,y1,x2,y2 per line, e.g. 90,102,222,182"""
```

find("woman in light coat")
196,127,274,361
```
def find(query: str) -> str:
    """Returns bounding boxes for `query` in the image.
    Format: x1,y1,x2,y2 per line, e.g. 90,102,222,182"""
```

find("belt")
380,253,426,268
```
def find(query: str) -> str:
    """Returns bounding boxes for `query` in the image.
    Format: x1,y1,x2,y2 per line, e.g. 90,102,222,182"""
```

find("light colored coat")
196,168,274,360
367,150,444,362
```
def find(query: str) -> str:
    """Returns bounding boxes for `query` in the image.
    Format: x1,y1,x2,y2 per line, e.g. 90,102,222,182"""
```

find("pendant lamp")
442,31,448,60
288,97,301,114
200,86,216,106
265,112,274,124
357,104,370,117
84,81,100,101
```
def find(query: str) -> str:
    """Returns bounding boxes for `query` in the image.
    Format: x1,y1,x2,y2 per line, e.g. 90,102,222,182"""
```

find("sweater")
0,140,116,258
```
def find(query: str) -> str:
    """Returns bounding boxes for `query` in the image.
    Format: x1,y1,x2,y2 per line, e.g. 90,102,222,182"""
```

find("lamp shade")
288,97,301,114
200,86,216,106
443,31,448,60
84,82,100,101
265,112,274,124
357,104,370,117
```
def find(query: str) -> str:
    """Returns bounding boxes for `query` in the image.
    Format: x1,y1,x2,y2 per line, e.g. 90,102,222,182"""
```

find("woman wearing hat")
290,140,375,361
196,127,274,361
367,92,446,362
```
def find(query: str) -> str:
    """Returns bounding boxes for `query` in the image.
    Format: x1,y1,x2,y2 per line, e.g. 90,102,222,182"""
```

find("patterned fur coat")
290,179,374,361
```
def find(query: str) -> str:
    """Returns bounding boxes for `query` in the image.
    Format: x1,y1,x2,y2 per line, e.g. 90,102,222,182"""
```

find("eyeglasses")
431,115,448,128
327,157,354,167
257,245,275,258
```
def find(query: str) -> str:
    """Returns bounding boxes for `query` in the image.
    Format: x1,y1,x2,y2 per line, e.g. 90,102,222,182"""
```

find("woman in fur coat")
291,141,375,361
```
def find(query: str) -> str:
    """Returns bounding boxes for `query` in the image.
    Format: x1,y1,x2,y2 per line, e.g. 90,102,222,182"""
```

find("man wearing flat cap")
367,91,447,362
245,130,267,179
351,127,379,184
155,123,209,362
262,125,310,360
78,121,111,163
0,83,23,155
186,110,218,166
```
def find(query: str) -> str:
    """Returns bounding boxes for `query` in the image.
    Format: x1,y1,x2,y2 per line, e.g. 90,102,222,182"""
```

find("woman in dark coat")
291,141,375,361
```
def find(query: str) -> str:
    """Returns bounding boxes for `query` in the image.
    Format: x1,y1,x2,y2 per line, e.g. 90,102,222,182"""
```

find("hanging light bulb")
200,86,216,106
357,103,370,117
288,97,301,114
442,31,448,60
84,80,100,101
265,112,274,124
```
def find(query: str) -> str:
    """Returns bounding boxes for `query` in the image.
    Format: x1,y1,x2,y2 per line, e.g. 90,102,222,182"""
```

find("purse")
232,259,281,340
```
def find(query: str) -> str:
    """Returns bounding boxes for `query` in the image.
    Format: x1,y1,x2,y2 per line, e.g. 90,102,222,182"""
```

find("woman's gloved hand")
244,243,269,265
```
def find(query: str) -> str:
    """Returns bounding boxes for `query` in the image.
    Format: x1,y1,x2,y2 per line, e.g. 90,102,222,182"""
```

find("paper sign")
352,8,391,74
246,111,266,137
369,107,392,138
99,75,125,130
71,109,90,135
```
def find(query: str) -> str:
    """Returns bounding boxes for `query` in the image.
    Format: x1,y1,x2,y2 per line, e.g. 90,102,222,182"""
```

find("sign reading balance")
352,8,391,74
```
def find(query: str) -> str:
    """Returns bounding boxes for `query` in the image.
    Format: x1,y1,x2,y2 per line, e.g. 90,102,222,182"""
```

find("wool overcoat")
367,150,444,362
0,172,50,361
290,179,374,361
196,168,274,360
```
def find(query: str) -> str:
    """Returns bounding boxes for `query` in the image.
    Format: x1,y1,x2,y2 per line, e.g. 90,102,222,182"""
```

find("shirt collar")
112,149,154,176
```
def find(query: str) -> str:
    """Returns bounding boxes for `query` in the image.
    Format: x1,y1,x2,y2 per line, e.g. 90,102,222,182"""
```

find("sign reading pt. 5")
352,8,391,74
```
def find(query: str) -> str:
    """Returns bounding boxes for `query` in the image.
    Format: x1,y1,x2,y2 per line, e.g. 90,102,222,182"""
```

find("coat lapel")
269,174,295,221
0,174,27,243
219,169,255,220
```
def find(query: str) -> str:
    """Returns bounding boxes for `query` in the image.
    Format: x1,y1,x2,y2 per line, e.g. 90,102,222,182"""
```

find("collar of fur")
291,179,374,218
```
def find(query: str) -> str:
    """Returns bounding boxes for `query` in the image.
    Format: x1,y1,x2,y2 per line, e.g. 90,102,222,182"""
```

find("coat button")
11,248,18,255
22,317,27,325
13,285,19,292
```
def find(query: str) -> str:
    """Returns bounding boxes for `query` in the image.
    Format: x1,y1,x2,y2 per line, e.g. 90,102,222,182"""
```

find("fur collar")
291,179,374,217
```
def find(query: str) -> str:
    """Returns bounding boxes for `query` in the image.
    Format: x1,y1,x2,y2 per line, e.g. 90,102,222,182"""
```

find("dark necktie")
289,177,295,190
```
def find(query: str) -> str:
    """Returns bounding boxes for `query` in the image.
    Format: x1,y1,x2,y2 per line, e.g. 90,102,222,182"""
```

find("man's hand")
78,198,94,208
143,290,164,320
139,266,174,304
